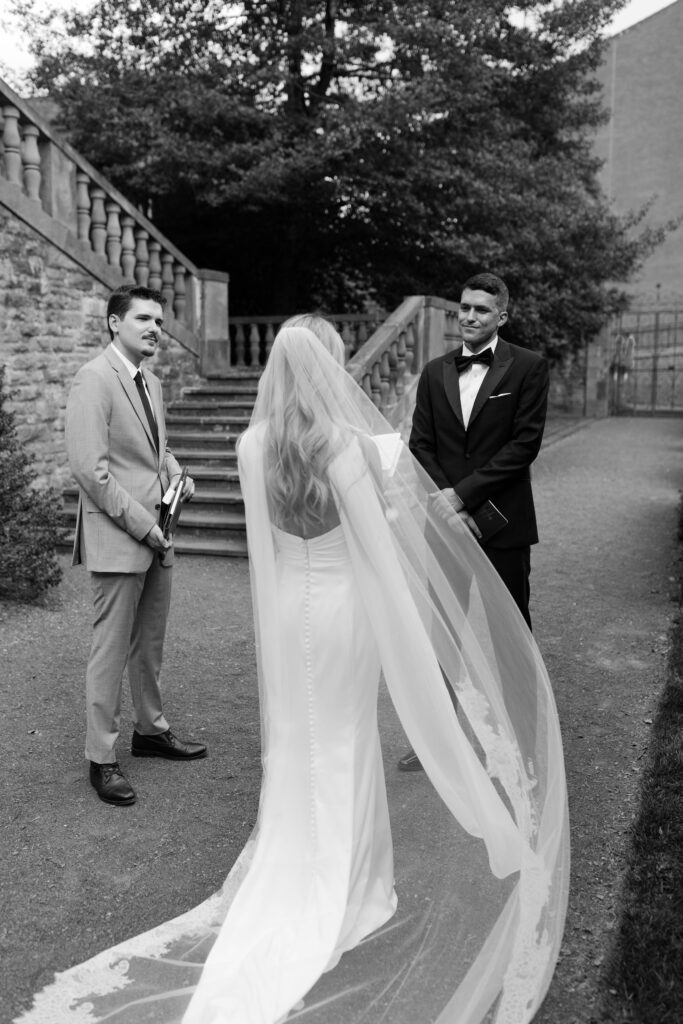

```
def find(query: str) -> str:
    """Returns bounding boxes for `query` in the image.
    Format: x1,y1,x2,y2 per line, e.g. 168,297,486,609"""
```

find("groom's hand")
433,488,482,539
457,510,482,540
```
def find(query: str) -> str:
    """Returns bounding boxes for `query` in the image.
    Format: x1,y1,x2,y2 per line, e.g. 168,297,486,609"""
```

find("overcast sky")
0,0,678,80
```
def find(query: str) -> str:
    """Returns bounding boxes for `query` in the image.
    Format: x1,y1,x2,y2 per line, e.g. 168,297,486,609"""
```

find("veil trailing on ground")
15,327,568,1024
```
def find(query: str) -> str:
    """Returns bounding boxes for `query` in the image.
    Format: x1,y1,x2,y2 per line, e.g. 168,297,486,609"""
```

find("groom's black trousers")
483,545,532,631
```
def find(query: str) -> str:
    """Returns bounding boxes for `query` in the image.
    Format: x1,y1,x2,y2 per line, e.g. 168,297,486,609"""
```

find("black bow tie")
455,348,494,373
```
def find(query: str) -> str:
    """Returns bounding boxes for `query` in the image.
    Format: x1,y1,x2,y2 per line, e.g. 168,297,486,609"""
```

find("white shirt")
459,336,498,427
110,344,156,421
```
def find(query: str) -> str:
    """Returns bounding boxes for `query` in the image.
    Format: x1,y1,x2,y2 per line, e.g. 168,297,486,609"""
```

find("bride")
16,318,569,1024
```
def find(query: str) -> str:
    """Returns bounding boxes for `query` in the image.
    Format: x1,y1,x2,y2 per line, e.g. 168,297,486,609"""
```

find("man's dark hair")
107,285,165,339
461,273,509,312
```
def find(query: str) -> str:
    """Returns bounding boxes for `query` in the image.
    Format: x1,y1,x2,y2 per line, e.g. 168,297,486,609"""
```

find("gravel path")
1,415,682,1023
531,416,683,1023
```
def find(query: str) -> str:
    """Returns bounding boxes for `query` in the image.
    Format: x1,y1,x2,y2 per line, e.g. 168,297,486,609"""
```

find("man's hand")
144,524,171,552
431,488,482,539
170,472,195,502
457,509,482,540
442,487,465,513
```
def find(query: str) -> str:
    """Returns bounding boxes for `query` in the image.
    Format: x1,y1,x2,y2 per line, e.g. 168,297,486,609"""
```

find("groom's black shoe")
397,749,423,772
89,761,136,805
131,729,207,760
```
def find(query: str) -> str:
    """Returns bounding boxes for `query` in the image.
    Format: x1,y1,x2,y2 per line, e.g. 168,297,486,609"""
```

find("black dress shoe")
89,762,136,805
397,749,423,772
131,728,207,760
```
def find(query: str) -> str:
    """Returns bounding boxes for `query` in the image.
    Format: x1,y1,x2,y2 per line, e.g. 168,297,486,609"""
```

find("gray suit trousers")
85,557,172,763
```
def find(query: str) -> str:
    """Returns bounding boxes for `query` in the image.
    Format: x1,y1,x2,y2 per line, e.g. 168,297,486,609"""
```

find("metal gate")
608,307,683,415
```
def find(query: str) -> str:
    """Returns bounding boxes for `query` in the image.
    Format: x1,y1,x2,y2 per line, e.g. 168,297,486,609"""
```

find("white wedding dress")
15,329,569,1024
182,523,398,1023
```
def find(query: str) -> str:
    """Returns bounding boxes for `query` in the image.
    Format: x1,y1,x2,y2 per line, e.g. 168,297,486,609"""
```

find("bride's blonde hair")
263,319,346,533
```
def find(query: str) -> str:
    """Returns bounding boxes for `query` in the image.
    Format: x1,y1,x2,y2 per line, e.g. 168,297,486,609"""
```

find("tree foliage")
16,0,669,353
0,367,64,602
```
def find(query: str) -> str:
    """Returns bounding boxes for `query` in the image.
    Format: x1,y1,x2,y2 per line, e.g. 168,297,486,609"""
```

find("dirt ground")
2,415,682,1024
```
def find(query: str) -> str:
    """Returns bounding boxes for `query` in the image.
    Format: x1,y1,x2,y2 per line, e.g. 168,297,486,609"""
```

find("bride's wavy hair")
261,320,346,532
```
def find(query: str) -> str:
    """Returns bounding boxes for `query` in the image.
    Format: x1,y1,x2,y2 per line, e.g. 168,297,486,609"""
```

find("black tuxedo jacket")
409,338,549,549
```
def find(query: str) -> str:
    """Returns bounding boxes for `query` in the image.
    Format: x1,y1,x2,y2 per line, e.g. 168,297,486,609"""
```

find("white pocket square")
489,392,511,399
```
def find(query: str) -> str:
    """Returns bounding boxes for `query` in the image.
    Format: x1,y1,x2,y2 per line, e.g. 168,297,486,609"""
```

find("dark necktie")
455,348,494,373
134,371,159,451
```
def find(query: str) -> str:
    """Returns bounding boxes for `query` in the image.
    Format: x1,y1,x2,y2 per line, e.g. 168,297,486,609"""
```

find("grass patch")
601,503,683,1022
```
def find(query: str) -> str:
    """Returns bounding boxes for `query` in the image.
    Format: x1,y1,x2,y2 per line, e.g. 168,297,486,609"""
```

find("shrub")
0,365,65,602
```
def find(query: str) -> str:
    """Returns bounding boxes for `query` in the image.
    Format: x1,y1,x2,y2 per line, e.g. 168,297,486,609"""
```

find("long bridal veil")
16,327,568,1024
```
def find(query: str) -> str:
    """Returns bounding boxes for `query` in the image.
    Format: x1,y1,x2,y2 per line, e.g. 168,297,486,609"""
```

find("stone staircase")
61,371,259,558
164,372,259,556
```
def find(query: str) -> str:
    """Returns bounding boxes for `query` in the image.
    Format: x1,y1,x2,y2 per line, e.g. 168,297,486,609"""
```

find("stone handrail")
229,313,387,368
346,295,461,425
0,76,228,374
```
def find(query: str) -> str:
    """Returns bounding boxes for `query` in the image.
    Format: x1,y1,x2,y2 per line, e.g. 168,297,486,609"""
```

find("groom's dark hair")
106,285,166,339
461,273,509,312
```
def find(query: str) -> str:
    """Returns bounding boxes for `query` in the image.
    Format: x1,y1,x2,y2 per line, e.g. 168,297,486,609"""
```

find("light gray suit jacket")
65,345,181,572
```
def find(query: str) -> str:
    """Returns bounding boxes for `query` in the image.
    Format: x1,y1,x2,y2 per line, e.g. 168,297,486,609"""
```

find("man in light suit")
399,272,549,771
66,285,206,806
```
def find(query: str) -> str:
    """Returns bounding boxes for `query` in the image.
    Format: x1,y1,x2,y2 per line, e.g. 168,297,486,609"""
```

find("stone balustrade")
0,76,229,376
346,296,461,425
229,301,461,425
229,314,386,368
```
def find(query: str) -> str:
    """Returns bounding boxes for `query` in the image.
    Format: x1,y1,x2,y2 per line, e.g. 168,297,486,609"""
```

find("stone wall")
0,207,201,491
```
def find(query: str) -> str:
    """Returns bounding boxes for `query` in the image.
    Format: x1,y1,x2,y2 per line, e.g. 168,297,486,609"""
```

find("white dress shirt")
459,336,498,427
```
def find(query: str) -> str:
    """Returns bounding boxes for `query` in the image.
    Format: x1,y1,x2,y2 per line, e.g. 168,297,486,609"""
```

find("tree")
0,367,64,602
15,0,668,353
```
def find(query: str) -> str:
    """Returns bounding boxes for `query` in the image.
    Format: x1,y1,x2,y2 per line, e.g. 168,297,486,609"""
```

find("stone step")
169,401,255,416
168,431,240,452
171,446,238,464
182,380,259,397
175,507,245,535
186,466,241,488
166,413,251,430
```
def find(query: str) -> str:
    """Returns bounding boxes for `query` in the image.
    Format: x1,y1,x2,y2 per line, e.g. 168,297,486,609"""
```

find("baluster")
21,124,41,202
160,251,174,308
2,106,22,185
148,240,162,289
264,322,275,360
405,320,416,375
370,360,383,409
386,342,398,405
234,324,246,367
76,172,91,242
134,228,150,285
361,373,373,401
105,201,122,267
249,323,261,366
356,321,368,353
90,188,107,256
380,350,392,411
395,330,407,397
341,322,354,361
173,262,187,322
120,215,136,279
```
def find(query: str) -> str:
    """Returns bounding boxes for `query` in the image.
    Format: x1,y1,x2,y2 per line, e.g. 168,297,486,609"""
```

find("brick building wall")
594,1,683,304
0,206,201,491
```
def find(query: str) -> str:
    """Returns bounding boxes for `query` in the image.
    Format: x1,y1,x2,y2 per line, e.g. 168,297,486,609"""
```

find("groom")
399,272,549,771
66,284,206,806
